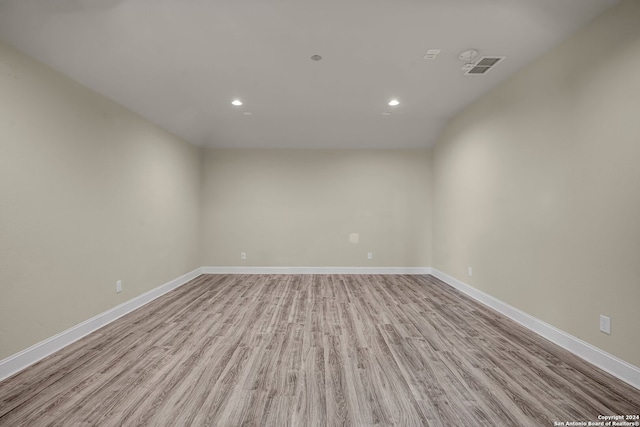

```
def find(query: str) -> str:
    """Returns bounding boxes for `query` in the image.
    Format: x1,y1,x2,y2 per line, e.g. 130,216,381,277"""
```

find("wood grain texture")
1,274,638,426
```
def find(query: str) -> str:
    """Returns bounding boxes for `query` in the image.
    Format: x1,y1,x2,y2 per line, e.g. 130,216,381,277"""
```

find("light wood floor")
1,274,638,426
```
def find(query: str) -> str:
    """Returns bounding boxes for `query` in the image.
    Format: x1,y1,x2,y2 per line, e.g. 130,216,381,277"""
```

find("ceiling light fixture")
231,99,243,106
388,99,400,106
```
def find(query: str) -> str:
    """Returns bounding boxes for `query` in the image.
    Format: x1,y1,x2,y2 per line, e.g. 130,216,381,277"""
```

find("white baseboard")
201,266,433,275
430,268,640,390
0,267,203,382
3,266,638,392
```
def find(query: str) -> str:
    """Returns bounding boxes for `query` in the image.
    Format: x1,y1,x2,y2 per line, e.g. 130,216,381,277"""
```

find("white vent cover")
465,56,505,75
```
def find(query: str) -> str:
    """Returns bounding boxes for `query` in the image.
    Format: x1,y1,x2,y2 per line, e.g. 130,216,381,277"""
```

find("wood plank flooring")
1,274,638,426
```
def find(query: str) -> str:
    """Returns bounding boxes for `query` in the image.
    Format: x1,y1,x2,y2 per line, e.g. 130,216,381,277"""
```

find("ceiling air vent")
465,56,505,75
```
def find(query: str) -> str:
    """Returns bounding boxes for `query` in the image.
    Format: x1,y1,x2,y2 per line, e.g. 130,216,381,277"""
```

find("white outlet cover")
240,252,247,260
599,315,611,334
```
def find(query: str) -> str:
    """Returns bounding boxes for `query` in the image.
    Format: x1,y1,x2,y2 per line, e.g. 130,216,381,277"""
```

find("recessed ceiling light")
311,54,322,61
231,99,243,106
388,99,400,106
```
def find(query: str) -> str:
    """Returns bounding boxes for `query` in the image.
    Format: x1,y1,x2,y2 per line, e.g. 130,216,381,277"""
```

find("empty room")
1,0,639,425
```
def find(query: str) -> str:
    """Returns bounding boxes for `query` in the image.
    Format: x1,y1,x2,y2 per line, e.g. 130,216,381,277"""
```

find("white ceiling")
0,0,617,149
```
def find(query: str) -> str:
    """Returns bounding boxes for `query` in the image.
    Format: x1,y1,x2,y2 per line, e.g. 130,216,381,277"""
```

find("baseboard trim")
3,266,637,391
0,267,203,382
430,268,640,390
201,266,433,275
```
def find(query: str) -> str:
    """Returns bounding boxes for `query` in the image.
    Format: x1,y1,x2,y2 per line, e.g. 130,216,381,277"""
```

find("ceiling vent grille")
465,56,505,75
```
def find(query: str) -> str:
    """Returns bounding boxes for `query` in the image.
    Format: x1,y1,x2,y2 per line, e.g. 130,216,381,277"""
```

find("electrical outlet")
599,315,611,335
240,252,247,260
116,280,122,293
367,252,373,260
468,267,473,277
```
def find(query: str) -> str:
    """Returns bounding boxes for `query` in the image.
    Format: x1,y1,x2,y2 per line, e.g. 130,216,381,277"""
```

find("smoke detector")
459,49,479,71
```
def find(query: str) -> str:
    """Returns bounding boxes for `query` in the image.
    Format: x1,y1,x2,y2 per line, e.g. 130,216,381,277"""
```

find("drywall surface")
201,149,432,267
0,42,202,359
432,0,640,367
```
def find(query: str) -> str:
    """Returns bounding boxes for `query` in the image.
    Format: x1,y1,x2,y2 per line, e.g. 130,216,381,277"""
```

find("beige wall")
432,0,640,367
200,149,432,267
0,42,202,359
